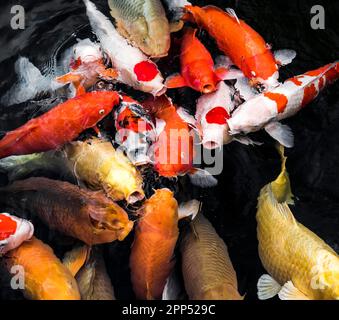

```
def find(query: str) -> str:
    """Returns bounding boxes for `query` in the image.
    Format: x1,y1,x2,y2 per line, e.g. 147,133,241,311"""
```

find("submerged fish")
183,6,296,90
166,28,233,93
84,0,166,96
0,213,34,256
64,137,145,204
0,177,133,245
195,81,234,149
56,38,118,96
114,95,156,166
130,189,179,300
180,213,243,300
0,237,80,300
108,0,170,58
228,61,339,148
64,246,115,300
0,91,121,159
256,147,339,300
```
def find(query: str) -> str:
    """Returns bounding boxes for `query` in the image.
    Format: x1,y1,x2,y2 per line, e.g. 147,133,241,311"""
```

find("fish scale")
180,214,242,300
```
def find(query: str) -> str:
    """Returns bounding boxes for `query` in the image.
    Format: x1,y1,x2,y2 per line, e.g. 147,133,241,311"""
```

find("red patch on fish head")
264,92,288,113
301,84,318,108
134,61,158,82
0,214,17,241
70,57,82,70
205,107,230,125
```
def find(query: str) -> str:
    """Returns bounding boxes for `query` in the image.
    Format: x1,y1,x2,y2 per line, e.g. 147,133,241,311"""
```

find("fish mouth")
203,141,221,150
154,86,167,97
127,190,145,204
202,84,216,94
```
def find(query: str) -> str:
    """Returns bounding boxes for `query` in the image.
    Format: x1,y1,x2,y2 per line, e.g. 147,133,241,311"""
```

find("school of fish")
0,0,338,301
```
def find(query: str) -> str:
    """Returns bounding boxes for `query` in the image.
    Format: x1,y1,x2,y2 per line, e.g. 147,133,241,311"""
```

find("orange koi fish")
166,28,232,93
183,6,296,90
0,91,120,159
143,95,217,187
228,61,339,147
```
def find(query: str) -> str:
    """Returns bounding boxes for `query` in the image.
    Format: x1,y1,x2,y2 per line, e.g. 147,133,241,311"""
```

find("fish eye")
99,109,105,115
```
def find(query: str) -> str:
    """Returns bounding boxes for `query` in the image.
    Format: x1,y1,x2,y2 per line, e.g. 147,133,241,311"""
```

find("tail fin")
271,144,294,204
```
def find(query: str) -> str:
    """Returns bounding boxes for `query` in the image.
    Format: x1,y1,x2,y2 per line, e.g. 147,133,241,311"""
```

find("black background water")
0,0,338,300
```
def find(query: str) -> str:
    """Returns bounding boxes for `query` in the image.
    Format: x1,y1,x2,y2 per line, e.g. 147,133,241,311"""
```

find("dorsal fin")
225,8,240,24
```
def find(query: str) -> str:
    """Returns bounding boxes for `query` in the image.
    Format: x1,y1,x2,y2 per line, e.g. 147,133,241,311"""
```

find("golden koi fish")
256,147,339,300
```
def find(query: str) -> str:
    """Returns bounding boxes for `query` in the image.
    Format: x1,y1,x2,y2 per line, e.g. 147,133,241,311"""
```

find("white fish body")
83,0,165,96
195,81,234,149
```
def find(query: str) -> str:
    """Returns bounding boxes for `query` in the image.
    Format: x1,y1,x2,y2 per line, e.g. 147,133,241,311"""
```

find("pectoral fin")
63,245,91,277
274,49,297,67
165,73,187,89
278,281,310,300
257,274,281,300
265,122,294,148
178,199,201,220
188,168,218,188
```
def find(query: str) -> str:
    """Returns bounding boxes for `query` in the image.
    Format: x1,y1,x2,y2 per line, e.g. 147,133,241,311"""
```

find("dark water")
0,0,339,300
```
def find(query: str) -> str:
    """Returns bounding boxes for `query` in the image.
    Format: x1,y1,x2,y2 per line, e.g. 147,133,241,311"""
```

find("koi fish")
64,137,145,204
0,177,133,245
56,38,118,96
195,81,234,149
0,91,121,159
114,95,156,166
108,0,171,58
180,213,243,300
257,147,339,300
0,237,80,300
162,0,192,31
84,0,166,96
0,57,62,106
228,61,339,148
130,189,179,300
0,213,34,256
63,246,116,300
143,95,217,187
166,28,235,93
183,5,296,90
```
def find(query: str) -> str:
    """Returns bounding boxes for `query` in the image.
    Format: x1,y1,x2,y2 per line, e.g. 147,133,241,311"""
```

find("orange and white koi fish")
0,213,34,255
114,95,156,166
143,95,217,187
84,0,166,96
56,38,118,96
166,28,235,93
195,81,234,149
183,5,296,90
228,61,339,148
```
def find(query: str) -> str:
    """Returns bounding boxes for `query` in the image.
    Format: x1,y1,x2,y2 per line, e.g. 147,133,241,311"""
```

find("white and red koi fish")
56,38,118,96
0,213,34,255
84,0,166,96
114,95,156,166
228,61,339,147
195,81,234,149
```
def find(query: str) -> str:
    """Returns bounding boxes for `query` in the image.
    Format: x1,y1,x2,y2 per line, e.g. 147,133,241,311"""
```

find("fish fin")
63,245,91,277
233,136,263,146
274,49,297,67
271,144,295,204
155,118,166,136
75,84,86,96
176,107,197,128
165,73,187,89
278,281,310,300
257,274,281,300
162,270,183,300
225,8,241,24
98,67,119,80
170,20,184,33
265,122,294,148
56,73,81,84
178,199,201,220
188,168,218,188
235,76,258,101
